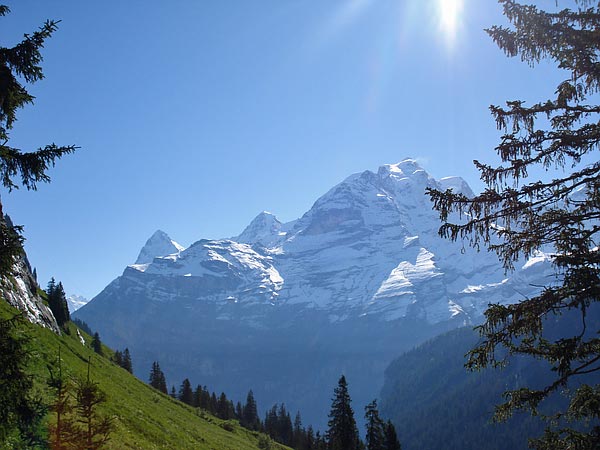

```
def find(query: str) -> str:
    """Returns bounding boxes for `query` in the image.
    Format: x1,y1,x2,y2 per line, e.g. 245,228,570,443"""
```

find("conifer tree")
170,386,177,399
365,400,385,450
148,361,167,394
327,375,360,450
47,277,56,296
48,347,78,450
0,6,76,277
122,348,132,374
306,425,315,450
55,282,70,325
194,385,203,408
315,431,327,450
91,332,103,356
113,350,123,368
277,403,293,446
0,315,45,447
210,392,218,413
383,420,401,450
427,1,600,447
217,392,235,419
264,404,279,438
46,278,70,328
178,378,194,406
199,385,210,410
243,390,260,431
72,359,113,449
235,401,243,421
293,411,304,449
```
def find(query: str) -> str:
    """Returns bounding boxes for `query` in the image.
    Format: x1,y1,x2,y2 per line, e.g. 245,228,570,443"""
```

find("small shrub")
220,421,235,432
258,435,272,450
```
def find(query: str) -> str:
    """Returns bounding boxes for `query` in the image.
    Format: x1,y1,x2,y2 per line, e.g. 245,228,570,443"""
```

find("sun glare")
439,0,463,41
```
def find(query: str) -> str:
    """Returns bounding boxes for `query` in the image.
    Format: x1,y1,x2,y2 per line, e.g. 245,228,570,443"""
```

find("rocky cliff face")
75,159,554,428
0,231,59,332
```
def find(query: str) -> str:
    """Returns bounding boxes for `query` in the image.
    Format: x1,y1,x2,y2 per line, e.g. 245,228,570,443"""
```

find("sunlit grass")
0,301,290,450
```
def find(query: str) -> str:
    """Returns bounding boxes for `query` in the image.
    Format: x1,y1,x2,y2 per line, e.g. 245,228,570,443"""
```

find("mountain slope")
75,158,555,429
379,317,600,450
379,327,547,450
0,299,289,450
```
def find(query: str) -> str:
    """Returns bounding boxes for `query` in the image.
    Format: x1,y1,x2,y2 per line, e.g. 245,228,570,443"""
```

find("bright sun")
439,0,463,38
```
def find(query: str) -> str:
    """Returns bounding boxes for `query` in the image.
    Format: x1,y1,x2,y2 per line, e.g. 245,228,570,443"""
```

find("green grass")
0,301,289,450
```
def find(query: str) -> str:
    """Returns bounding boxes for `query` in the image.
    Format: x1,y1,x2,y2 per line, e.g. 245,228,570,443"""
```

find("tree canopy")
326,375,360,450
428,0,600,447
46,278,70,328
0,5,76,277
0,314,46,447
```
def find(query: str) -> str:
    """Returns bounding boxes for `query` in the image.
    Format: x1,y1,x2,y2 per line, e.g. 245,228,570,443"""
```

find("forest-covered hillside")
380,327,549,449
380,324,600,450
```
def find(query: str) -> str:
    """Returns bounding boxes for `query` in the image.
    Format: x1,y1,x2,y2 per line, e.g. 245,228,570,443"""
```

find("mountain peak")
438,176,474,197
134,230,185,265
236,211,284,247
377,158,427,179
66,294,89,313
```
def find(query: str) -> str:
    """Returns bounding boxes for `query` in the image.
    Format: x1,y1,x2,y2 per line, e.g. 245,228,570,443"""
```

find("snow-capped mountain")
235,211,286,248
74,158,554,429
134,230,185,265
66,294,89,313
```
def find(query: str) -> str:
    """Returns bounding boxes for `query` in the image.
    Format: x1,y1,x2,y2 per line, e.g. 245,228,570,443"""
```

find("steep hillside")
0,300,289,450
379,322,600,450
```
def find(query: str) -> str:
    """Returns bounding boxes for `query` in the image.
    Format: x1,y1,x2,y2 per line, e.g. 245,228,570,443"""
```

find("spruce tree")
327,375,360,450
72,360,113,449
47,277,56,296
148,361,167,394
113,350,123,368
264,404,278,438
217,392,232,419
235,401,243,421
194,385,202,408
208,391,217,413
293,411,303,449
365,400,385,450
91,332,103,356
46,279,70,328
427,1,600,447
306,425,315,450
199,385,210,410
243,390,260,431
48,347,78,450
383,420,401,450
122,348,132,373
277,404,293,446
55,282,70,326
0,315,45,447
0,6,76,277
179,379,194,406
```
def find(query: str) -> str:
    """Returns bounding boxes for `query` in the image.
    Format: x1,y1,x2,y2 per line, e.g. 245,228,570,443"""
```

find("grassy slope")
0,301,288,450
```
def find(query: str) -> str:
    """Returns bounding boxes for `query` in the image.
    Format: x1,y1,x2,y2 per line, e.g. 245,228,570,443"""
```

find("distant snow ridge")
112,158,554,325
67,294,89,313
134,230,185,265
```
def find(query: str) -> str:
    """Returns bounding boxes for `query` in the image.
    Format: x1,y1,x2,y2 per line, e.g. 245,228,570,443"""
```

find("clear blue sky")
1,0,563,298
